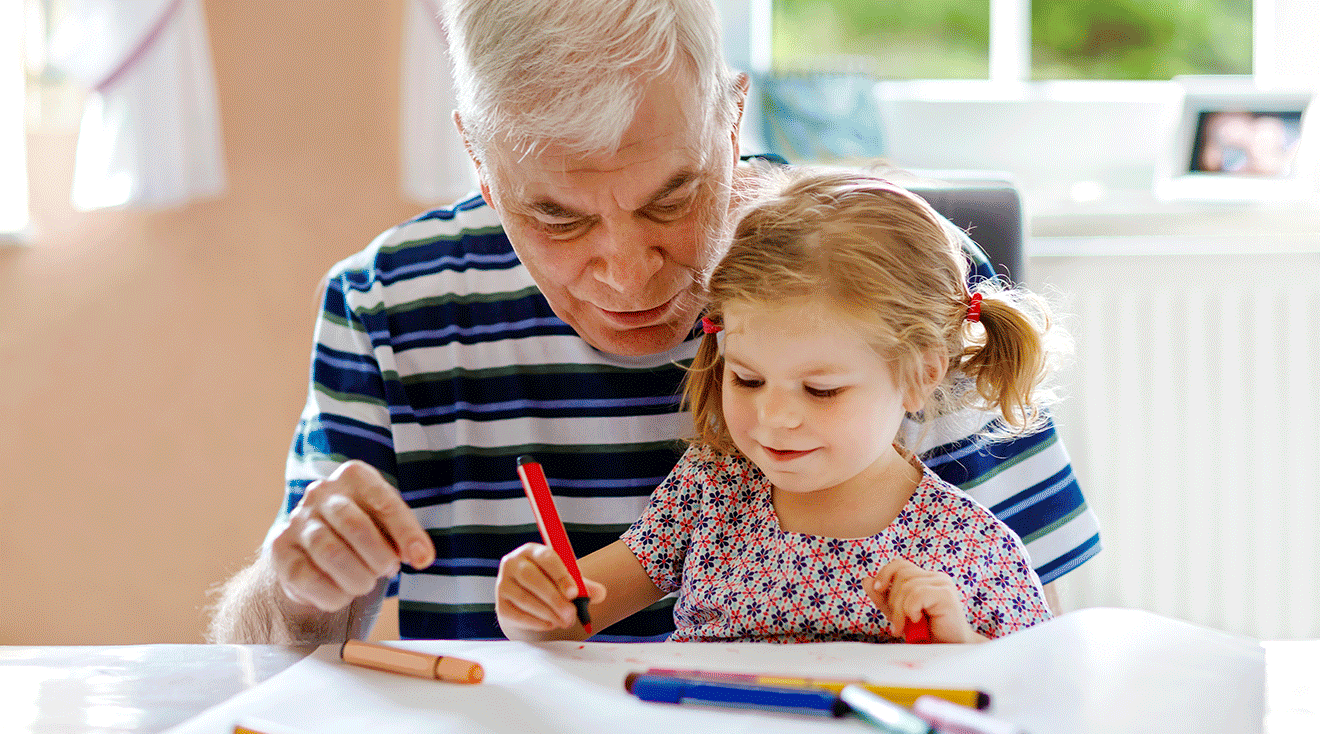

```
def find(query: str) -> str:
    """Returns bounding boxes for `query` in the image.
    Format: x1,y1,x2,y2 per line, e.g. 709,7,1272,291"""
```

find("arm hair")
205,551,387,644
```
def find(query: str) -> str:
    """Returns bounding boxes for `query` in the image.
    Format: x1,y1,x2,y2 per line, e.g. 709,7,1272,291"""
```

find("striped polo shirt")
278,192,1101,641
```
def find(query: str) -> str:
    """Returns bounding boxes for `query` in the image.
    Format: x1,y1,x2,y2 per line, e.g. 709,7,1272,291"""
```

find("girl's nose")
757,386,802,429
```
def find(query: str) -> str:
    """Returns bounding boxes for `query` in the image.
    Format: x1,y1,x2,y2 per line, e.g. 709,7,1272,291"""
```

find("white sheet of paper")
167,608,1262,734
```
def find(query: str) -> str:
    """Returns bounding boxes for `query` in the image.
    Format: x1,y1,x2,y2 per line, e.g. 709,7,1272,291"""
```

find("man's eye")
539,219,587,237
647,199,691,221
805,386,843,398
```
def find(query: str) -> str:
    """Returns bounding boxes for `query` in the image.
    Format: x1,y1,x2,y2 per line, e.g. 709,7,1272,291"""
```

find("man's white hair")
441,0,741,162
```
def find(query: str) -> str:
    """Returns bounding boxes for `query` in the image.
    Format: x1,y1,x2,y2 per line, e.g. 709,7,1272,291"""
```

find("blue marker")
625,673,847,717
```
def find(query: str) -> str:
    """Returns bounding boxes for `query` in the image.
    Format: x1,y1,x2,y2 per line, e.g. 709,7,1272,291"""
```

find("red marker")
516,455,593,634
905,614,933,644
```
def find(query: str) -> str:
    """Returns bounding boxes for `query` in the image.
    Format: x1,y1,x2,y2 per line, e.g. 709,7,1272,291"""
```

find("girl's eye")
730,374,763,389
805,386,843,399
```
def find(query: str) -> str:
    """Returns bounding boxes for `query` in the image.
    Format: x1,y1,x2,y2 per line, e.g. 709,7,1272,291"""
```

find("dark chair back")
907,182,1025,283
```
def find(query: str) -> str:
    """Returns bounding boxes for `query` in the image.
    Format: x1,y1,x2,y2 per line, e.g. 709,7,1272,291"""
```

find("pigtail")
681,322,736,454
957,287,1053,434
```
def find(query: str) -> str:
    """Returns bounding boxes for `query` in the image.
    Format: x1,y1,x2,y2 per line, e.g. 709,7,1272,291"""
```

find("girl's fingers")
497,544,579,628
500,579,566,630
871,560,965,637
583,577,609,604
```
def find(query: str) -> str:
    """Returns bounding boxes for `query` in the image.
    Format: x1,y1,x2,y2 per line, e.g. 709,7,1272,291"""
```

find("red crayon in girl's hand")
516,455,593,634
905,614,934,644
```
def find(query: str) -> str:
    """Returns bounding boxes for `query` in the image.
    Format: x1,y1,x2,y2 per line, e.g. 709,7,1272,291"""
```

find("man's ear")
453,111,494,207
903,349,948,414
731,72,750,152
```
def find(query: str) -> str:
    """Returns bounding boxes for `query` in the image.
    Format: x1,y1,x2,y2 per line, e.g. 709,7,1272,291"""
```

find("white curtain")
400,0,479,205
1,0,28,235
48,0,224,211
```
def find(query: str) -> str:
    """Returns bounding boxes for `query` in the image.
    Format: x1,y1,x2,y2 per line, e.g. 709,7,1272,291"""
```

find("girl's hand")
868,559,985,644
495,542,606,639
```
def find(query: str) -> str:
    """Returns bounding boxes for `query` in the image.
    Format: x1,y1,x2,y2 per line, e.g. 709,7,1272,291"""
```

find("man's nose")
757,386,802,429
591,219,665,294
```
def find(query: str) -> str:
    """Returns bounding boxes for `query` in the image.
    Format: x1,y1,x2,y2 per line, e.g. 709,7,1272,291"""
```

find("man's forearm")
206,551,375,645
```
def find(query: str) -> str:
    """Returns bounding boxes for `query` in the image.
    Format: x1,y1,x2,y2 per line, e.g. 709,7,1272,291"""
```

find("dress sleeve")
620,445,713,594
963,510,1054,640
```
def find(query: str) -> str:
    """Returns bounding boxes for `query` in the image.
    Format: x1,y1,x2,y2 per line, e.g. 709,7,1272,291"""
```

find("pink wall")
0,1,435,643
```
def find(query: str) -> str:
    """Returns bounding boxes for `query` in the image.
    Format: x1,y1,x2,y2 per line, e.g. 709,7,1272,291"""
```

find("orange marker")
340,639,484,684
234,719,311,734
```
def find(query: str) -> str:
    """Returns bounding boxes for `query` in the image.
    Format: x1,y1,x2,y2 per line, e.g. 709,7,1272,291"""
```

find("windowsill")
1029,188,1320,256
1029,232,1320,257
1028,185,1320,249
874,78,1180,104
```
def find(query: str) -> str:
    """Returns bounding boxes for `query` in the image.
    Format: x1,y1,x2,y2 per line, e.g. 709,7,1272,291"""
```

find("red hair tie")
965,293,984,323
700,316,722,334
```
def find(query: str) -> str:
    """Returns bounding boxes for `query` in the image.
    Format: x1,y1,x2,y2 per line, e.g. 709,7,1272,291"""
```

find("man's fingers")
318,493,402,578
272,460,427,613
298,517,380,598
333,461,434,569
275,545,355,612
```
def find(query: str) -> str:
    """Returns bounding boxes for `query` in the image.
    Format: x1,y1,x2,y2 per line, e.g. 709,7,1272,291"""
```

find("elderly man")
209,0,1100,644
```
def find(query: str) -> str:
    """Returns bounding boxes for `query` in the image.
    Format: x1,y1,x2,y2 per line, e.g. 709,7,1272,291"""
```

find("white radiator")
1032,248,1320,640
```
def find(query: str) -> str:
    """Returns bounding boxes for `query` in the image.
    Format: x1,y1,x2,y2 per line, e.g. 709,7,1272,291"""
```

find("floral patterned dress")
621,444,1052,643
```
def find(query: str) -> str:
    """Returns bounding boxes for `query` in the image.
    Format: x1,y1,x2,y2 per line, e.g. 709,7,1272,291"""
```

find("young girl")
495,169,1059,644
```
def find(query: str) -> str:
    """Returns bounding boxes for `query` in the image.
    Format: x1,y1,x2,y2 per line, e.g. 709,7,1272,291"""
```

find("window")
771,0,1253,81
3,0,84,240
1032,0,1251,80
23,0,82,131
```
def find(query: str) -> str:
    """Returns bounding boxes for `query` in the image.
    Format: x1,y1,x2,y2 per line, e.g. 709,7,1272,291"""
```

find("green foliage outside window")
772,0,1253,80
773,0,990,78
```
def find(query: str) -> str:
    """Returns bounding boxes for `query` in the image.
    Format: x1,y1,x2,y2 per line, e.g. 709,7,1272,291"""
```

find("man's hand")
269,460,434,612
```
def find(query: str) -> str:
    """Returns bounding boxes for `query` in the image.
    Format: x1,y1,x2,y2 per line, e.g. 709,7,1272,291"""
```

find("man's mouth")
596,295,679,328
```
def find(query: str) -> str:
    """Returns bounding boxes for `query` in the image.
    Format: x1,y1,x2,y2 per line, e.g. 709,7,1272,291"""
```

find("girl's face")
720,300,921,500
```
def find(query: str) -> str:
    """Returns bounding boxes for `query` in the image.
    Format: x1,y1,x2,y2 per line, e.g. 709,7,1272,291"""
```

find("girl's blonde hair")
685,168,1062,455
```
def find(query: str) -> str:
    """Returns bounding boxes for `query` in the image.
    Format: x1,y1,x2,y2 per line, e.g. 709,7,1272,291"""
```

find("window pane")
1031,0,1252,80
772,0,990,79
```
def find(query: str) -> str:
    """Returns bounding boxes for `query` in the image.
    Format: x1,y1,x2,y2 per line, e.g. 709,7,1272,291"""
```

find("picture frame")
1154,75,1316,202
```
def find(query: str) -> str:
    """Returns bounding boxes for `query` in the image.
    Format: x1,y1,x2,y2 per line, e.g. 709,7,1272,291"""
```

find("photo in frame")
1154,76,1316,201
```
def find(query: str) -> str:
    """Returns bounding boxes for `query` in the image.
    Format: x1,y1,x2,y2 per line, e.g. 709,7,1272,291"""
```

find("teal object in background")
758,72,886,162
